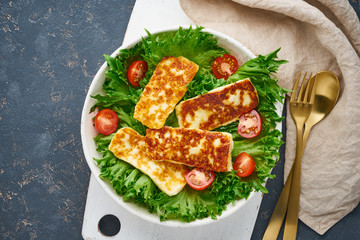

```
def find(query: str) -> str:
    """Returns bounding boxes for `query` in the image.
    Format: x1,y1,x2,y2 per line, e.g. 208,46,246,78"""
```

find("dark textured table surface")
0,1,359,239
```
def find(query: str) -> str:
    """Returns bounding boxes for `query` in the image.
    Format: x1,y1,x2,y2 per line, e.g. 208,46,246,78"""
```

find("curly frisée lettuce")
90,26,287,222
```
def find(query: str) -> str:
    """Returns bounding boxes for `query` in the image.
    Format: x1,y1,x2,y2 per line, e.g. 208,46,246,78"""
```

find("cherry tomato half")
94,109,119,135
185,168,215,191
237,109,262,138
233,152,255,178
127,60,148,87
212,54,239,80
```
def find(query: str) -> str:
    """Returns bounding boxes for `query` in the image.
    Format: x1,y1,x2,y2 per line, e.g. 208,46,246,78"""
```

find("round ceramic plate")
81,26,262,227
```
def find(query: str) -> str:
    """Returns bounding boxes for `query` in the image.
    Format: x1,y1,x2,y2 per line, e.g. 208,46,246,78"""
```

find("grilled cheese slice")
145,126,233,172
134,56,199,129
109,127,189,196
175,78,259,131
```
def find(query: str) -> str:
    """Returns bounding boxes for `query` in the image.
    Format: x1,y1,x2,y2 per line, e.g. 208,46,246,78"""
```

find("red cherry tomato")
233,152,255,178
127,60,148,87
185,168,215,190
94,109,119,135
237,110,262,138
212,54,239,79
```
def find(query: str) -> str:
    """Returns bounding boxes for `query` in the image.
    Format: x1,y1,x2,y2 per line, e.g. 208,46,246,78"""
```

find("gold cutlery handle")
262,122,312,240
262,167,293,240
283,126,307,239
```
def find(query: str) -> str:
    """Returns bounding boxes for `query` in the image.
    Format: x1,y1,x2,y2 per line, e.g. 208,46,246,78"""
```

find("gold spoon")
263,71,340,240
299,71,340,146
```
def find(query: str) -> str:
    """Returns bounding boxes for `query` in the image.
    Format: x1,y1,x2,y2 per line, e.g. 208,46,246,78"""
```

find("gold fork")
263,73,315,240
284,72,315,239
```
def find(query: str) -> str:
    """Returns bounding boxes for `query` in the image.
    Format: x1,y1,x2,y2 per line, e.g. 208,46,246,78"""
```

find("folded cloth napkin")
180,0,360,235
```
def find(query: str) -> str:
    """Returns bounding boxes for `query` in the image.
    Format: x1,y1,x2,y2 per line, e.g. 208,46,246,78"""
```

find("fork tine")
302,72,313,102
297,72,308,102
309,73,317,104
291,73,302,102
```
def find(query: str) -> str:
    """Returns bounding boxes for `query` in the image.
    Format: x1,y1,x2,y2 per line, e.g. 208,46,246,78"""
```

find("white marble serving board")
82,174,262,240
82,0,264,239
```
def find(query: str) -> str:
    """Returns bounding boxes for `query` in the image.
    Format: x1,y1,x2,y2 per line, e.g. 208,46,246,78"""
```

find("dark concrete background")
0,1,135,239
0,1,359,239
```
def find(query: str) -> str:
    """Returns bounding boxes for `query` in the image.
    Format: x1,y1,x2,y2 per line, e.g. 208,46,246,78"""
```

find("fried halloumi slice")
145,126,233,172
134,56,199,129
109,127,189,196
175,78,259,131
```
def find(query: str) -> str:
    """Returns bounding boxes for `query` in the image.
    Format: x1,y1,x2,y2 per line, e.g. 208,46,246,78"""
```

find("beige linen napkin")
180,0,360,235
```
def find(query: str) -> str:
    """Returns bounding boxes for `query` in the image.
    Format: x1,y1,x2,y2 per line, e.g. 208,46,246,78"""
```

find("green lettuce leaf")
90,26,288,222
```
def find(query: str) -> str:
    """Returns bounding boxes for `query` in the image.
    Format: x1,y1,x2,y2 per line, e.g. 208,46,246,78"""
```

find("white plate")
81,26,260,227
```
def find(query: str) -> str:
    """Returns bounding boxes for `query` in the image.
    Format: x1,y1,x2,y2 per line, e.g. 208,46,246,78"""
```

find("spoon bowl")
304,71,340,136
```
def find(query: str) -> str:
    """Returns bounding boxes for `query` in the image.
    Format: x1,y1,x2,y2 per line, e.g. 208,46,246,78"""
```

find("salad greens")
90,26,287,222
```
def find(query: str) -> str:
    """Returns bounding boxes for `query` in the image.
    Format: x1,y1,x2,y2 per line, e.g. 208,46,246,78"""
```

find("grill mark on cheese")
134,56,199,129
145,126,233,172
109,127,189,196
175,78,259,131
